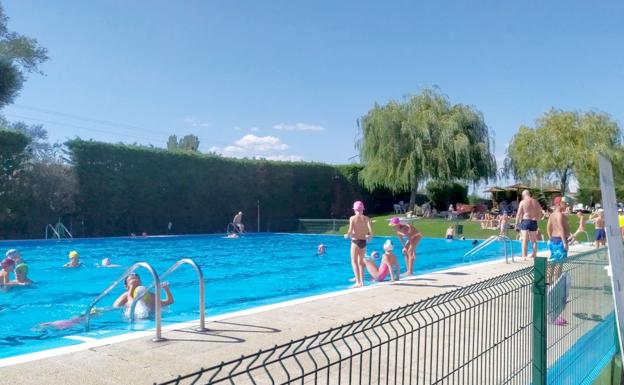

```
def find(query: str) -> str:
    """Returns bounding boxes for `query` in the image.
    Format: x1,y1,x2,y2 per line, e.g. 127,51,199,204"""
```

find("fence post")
532,256,548,385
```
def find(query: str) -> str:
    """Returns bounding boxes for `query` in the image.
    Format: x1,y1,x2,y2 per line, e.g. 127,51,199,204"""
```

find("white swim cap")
383,240,394,251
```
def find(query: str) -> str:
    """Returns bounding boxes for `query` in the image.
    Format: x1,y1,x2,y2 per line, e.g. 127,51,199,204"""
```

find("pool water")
0,233,540,359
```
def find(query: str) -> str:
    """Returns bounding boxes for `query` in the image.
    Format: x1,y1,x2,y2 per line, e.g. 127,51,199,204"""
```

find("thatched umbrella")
484,186,505,206
506,183,531,202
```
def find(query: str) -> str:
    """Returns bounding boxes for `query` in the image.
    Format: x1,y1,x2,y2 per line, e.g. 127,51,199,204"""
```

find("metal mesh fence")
545,247,616,385
156,267,534,385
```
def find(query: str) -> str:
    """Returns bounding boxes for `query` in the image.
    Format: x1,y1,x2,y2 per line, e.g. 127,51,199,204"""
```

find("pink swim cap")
1,258,15,271
353,201,364,212
389,217,401,226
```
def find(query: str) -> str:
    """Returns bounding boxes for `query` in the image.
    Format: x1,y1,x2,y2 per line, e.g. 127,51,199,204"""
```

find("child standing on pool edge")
345,201,373,288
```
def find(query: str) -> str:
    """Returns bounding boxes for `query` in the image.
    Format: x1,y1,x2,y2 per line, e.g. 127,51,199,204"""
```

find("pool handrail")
84,261,165,342
130,258,207,332
464,235,514,263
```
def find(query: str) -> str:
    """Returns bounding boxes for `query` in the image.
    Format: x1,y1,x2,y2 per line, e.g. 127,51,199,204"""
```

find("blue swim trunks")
549,237,568,263
595,228,606,241
519,219,538,232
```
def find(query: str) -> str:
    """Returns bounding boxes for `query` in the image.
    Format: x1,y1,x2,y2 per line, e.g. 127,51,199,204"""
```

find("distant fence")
156,267,535,385
297,219,349,234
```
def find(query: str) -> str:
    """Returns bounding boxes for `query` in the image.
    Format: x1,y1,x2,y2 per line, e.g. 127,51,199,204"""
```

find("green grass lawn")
338,213,593,240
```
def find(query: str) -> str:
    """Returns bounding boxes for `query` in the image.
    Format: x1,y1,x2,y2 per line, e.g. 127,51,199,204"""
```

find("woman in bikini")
388,217,422,276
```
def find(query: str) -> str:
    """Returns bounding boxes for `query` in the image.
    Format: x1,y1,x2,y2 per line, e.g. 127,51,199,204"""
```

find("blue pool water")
0,233,539,359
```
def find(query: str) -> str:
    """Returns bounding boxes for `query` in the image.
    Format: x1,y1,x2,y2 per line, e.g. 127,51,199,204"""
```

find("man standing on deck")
515,190,542,258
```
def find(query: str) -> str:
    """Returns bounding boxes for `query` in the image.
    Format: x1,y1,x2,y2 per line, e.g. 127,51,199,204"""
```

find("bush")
426,181,468,210
66,140,396,237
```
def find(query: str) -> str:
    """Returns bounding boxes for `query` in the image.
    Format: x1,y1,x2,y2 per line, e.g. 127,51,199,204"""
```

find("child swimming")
64,251,82,268
97,258,121,268
6,249,23,265
0,258,15,286
14,263,33,285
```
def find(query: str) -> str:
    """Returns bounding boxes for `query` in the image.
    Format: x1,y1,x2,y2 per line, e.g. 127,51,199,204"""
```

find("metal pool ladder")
464,235,514,263
130,258,207,332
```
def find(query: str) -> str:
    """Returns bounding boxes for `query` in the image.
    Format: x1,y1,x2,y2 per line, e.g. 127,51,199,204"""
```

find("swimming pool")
0,233,540,360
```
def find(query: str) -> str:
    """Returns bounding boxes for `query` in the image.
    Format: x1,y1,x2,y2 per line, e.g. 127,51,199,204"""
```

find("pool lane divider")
0,243,592,368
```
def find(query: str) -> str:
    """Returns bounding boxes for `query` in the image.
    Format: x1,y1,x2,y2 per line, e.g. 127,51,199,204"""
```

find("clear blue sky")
3,0,623,167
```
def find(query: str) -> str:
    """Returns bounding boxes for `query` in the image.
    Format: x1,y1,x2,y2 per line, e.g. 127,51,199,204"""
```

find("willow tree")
357,89,497,209
506,109,623,195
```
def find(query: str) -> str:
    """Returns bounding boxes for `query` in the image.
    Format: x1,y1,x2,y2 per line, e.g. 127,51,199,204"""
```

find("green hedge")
67,140,399,236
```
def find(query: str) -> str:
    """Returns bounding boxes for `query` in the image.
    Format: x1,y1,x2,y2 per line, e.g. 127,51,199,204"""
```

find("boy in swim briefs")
345,201,372,287
515,190,542,258
389,217,422,276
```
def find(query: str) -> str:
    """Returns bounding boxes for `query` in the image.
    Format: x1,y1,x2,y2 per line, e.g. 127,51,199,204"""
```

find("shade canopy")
542,187,561,194
484,186,506,193
506,183,531,190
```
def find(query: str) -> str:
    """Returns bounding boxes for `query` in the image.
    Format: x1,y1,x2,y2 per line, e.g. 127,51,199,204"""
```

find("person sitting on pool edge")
64,250,82,268
14,263,33,285
113,273,174,318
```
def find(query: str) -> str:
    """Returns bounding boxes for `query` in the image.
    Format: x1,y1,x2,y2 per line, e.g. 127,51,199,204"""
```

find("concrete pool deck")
1,244,597,385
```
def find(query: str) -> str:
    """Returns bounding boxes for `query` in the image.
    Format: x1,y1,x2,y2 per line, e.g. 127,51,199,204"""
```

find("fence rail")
156,248,618,385
157,267,535,385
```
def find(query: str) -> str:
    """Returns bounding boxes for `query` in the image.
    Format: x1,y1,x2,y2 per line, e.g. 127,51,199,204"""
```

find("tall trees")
167,134,200,152
505,109,622,194
357,88,496,208
0,3,48,108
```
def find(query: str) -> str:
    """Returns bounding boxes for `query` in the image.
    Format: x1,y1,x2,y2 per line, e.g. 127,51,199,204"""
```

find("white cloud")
183,117,210,128
273,122,325,131
210,134,302,161
234,134,288,152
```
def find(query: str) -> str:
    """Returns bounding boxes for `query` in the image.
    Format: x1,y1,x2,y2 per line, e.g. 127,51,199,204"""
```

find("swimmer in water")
97,258,121,268
14,263,33,285
5,249,23,265
317,244,326,255
64,251,82,268
0,258,16,286
113,273,174,316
